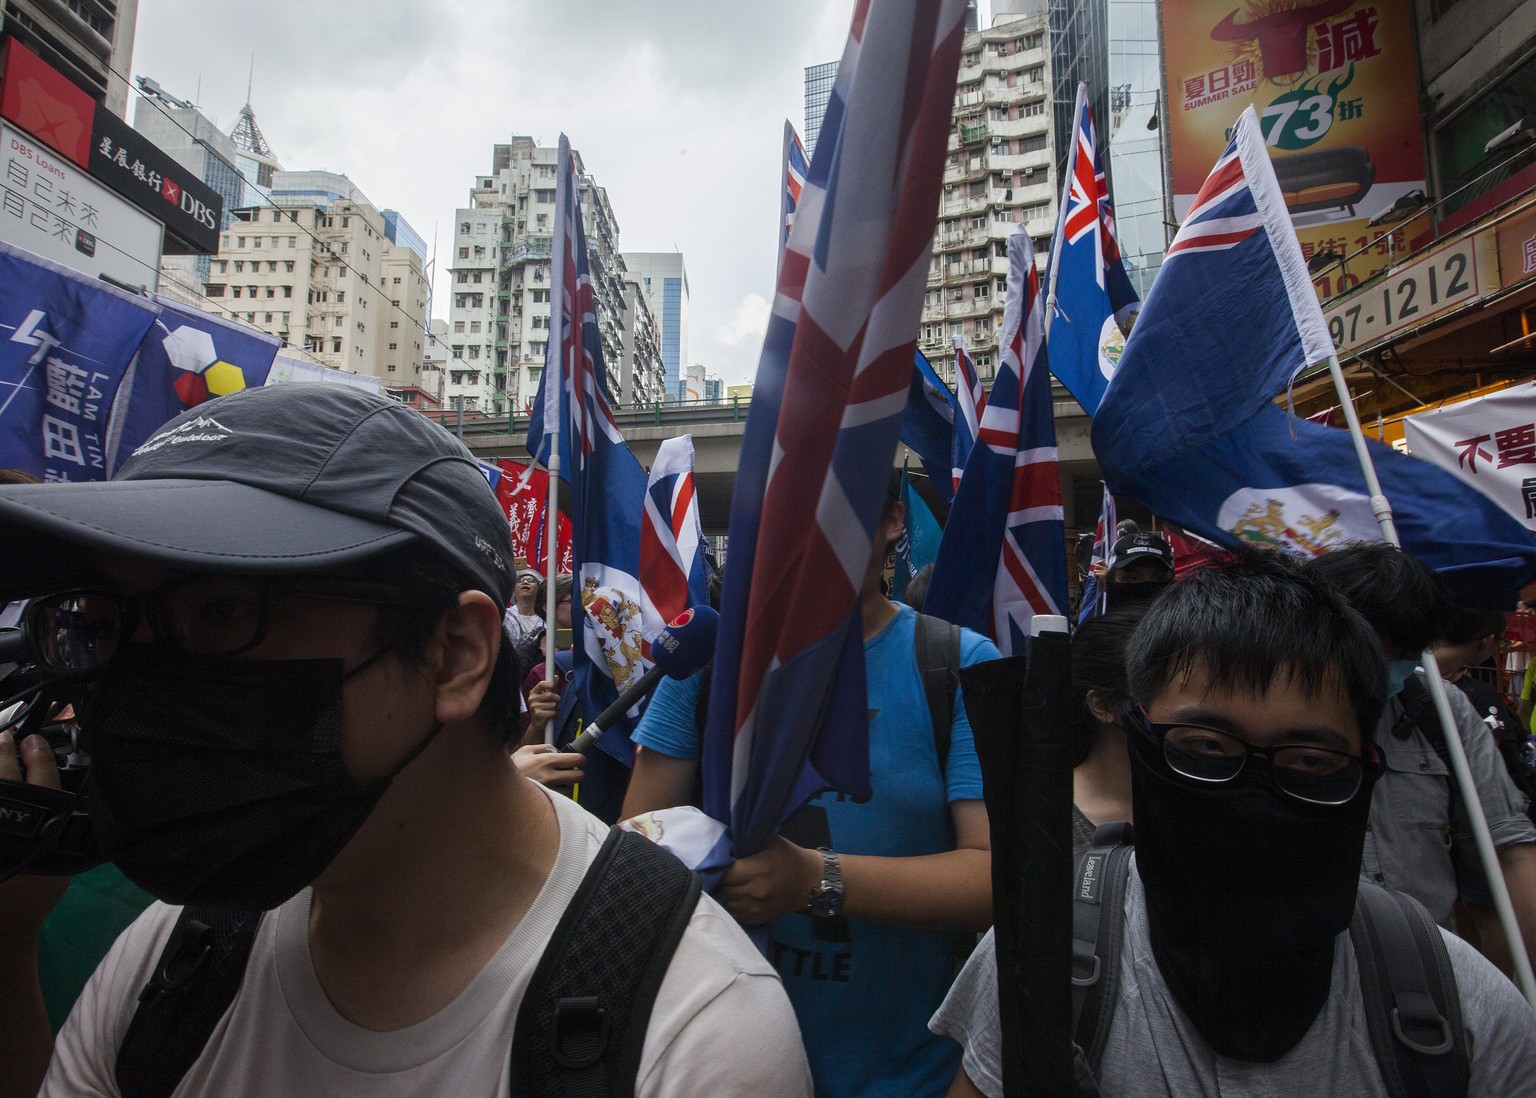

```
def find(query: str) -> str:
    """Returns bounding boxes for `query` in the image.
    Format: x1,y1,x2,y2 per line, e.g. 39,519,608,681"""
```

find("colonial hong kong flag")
781,120,809,257
1093,106,1536,608
526,135,655,763
700,0,968,864
1077,482,1116,625
640,434,710,644
952,334,985,493
926,226,1067,654
1045,82,1140,416
900,349,960,504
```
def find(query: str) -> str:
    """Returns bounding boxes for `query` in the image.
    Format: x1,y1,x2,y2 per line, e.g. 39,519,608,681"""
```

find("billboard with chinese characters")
0,38,222,254
0,125,162,288
1404,382,1536,533
1160,0,1427,294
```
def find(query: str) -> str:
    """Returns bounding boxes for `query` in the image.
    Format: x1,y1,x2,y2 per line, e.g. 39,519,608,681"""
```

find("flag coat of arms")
925,226,1067,654
1045,83,1141,416
0,243,158,483
1092,106,1536,607
526,136,656,762
108,294,280,473
701,0,968,861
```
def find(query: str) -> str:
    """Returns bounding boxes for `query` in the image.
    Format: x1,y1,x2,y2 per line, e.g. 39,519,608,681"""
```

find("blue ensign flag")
0,244,157,483
1093,106,1536,607
900,349,960,504
526,136,655,765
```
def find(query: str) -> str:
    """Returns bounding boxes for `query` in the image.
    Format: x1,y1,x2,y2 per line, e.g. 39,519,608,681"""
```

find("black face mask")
1103,578,1171,613
1127,725,1375,1062
77,646,438,911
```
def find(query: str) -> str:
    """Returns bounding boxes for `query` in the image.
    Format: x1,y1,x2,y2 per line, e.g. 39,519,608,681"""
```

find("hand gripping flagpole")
1326,352,1536,1007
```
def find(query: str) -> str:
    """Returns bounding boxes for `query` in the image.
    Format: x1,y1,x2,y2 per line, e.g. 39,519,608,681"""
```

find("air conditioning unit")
945,182,956,192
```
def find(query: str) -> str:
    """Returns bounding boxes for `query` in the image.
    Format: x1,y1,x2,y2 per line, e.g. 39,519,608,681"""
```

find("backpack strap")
1351,882,1470,1098
509,826,702,1098
1070,822,1134,1073
913,612,962,777
115,907,263,1098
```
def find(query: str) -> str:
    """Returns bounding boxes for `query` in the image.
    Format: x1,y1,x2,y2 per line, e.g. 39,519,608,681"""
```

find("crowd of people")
0,384,1534,1096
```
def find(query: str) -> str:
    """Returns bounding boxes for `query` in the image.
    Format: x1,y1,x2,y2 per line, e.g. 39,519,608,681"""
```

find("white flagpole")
541,136,573,744
1042,82,1088,343
1326,353,1536,1006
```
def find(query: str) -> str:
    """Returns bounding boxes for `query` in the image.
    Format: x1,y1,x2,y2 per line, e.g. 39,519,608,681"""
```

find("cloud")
717,293,771,348
127,0,857,389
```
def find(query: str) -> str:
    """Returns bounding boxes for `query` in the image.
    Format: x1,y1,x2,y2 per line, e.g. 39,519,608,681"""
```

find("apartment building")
1,0,137,118
920,11,1056,385
446,136,639,416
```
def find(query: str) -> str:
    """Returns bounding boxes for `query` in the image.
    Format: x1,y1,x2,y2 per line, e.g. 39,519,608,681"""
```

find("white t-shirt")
44,788,811,1097
503,608,544,646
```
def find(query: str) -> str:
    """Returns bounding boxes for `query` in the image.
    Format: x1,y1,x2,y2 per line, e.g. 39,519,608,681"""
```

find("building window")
232,286,242,298
333,338,343,353
391,321,400,329
388,342,398,350
458,247,469,259
336,292,346,304
334,317,343,328
454,321,465,333
1023,101,1046,117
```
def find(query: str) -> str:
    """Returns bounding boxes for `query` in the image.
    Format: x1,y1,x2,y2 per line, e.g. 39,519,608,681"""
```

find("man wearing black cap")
0,385,808,1097
1102,531,1175,613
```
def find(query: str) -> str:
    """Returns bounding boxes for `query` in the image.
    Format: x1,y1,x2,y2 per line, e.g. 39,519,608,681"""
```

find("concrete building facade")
620,273,667,404
1,0,137,118
622,252,688,401
920,11,1056,385
446,136,633,417
191,170,428,385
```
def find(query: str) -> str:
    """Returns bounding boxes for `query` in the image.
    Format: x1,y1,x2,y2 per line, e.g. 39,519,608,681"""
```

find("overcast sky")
127,0,879,387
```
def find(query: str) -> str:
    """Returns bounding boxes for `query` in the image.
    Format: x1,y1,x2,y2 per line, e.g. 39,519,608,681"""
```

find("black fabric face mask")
77,646,437,911
1103,579,1171,613
1127,725,1375,1062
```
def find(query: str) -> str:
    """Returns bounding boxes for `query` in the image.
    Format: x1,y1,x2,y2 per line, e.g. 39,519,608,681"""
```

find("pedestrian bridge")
448,396,1098,535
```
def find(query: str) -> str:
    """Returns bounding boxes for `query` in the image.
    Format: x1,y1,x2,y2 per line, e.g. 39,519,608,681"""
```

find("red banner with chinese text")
494,459,573,576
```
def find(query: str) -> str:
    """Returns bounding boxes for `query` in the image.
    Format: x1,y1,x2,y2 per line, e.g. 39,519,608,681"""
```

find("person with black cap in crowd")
1100,529,1175,613
934,551,1536,1097
0,384,809,1098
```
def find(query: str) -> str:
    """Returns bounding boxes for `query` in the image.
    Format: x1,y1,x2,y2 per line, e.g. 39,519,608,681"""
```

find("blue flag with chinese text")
1093,107,1536,608
0,243,157,483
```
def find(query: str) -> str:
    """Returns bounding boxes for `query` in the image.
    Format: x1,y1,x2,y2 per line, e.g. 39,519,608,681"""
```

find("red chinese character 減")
1315,8,1381,73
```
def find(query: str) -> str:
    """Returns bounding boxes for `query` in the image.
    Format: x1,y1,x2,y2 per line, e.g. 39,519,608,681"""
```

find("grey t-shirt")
930,862,1536,1098
1366,673,1536,925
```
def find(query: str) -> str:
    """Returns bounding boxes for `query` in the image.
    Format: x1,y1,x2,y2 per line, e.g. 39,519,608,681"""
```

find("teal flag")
893,472,942,601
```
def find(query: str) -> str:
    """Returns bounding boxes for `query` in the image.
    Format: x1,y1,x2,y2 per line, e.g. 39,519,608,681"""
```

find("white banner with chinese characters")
1404,382,1536,532
0,125,162,289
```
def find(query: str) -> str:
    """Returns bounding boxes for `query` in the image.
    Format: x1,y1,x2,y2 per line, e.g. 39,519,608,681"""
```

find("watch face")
810,888,843,918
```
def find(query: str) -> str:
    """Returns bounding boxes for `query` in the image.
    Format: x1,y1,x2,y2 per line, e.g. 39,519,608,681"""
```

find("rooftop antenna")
246,54,254,106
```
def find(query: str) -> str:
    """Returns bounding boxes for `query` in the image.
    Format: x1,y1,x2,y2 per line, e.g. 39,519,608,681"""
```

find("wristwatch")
807,848,845,919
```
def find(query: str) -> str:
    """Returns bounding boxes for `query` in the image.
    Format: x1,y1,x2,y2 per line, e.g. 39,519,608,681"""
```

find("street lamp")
1367,189,1429,227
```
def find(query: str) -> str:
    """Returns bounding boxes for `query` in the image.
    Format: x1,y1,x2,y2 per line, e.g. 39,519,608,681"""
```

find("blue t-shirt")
633,604,999,1098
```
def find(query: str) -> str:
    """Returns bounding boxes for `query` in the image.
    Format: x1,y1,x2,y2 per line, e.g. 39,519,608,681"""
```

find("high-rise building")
803,60,838,159
622,252,689,401
186,170,429,385
131,79,247,304
228,101,280,208
620,273,666,405
446,136,632,417
919,11,1056,386
1047,0,1168,295
1,0,138,118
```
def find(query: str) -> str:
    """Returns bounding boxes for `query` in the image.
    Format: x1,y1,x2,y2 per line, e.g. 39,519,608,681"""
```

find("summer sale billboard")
1160,0,1427,294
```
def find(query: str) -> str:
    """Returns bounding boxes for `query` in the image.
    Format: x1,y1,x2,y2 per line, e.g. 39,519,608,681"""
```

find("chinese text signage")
1160,0,1427,290
1404,382,1536,532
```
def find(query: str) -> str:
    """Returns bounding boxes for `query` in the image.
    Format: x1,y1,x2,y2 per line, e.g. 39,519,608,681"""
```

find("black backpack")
1070,824,1471,1097
114,827,701,1098
1400,675,1536,829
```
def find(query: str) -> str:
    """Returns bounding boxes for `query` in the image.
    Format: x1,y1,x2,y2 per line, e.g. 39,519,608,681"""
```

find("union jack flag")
1164,135,1261,260
927,227,1067,655
952,335,986,494
1043,83,1140,416
639,434,709,646
781,120,809,257
525,135,654,764
701,0,968,860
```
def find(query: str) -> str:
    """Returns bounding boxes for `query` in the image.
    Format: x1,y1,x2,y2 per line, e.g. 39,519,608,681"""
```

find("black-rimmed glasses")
1133,708,1379,806
23,576,428,673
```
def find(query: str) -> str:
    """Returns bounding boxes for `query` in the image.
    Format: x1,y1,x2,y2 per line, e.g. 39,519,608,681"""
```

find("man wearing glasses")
0,385,808,1097
934,552,1536,1097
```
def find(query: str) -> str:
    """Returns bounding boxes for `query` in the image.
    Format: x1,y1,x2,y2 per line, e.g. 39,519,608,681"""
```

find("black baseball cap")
1108,532,1174,576
0,384,514,603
